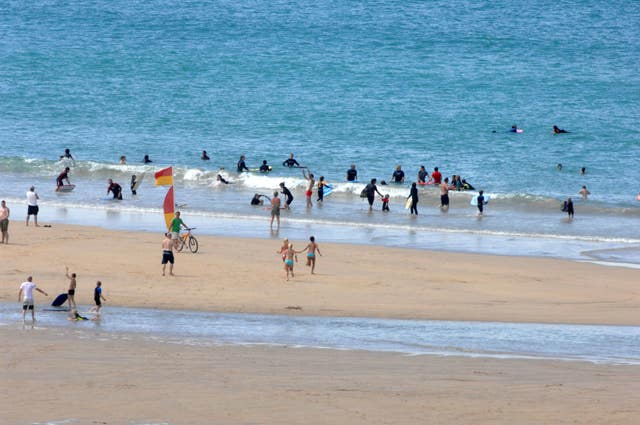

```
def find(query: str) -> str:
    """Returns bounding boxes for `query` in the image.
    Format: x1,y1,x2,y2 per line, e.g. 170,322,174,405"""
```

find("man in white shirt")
18,276,48,322
26,186,40,227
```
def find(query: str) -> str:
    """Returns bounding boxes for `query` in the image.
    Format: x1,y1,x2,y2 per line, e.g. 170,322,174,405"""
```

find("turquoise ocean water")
1,0,639,263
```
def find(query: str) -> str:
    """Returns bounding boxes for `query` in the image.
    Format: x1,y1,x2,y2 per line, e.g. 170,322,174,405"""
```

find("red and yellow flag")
163,186,175,230
154,166,173,186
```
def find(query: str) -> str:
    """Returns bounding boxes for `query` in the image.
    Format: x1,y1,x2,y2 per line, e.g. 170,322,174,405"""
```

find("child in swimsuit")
301,236,322,274
283,243,297,281
277,238,289,262
382,194,390,211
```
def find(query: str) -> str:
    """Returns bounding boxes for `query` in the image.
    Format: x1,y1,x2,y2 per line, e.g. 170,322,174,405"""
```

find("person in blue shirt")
391,165,405,183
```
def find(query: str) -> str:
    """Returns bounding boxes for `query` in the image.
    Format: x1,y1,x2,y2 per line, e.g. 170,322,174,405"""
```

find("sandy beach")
2,221,640,424
0,221,638,325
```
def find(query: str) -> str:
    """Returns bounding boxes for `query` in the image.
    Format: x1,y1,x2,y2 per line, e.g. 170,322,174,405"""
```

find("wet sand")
2,326,639,425
1,222,639,325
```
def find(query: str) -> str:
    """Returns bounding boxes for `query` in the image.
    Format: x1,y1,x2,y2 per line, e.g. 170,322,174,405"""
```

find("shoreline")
1,221,639,326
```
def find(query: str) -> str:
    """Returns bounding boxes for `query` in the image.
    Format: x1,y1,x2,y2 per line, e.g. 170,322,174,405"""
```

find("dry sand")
1,221,639,325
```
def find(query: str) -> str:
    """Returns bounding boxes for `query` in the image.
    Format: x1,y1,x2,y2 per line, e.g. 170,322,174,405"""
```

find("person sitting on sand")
553,125,568,134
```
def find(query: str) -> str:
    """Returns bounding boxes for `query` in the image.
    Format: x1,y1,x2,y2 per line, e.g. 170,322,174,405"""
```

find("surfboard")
132,173,144,191
346,180,359,183
470,195,490,206
51,293,68,307
56,184,75,192
249,166,272,172
405,197,412,209
323,184,333,197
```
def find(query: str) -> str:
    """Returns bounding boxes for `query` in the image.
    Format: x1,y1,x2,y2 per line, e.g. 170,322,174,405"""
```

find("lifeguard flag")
155,166,173,186
163,186,175,230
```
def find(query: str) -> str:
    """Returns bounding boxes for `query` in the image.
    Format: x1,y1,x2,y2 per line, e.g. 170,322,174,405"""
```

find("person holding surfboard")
408,182,419,215
56,167,71,190
476,190,487,216
317,176,329,202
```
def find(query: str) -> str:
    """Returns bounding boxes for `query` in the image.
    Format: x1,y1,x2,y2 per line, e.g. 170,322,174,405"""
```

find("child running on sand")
283,243,298,281
276,238,289,262
300,236,322,274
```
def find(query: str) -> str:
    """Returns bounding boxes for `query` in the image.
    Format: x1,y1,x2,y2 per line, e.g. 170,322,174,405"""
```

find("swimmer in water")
579,185,590,199
557,163,563,171
143,154,152,164
282,153,301,168
251,193,269,206
553,125,568,134
201,150,210,160
217,174,229,184
62,148,74,161
259,160,271,173
119,155,127,164
580,167,586,175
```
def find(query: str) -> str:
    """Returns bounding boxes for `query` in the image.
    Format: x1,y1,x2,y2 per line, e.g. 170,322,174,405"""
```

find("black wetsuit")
418,170,427,183
251,196,262,205
392,170,405,183
281,186,293,205
346,169,358,182
237,160,248,173
282,158,300,168
365,183,377,206
409,186,419,215
108,183,123,200
477,195,485,214
259,164,271,172
566,200,574,217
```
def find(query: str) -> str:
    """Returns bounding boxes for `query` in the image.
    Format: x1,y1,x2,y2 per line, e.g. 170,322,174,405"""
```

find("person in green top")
169,211,188,249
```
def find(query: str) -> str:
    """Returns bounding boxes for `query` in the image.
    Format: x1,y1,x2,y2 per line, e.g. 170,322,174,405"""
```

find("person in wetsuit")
107,179,123,200
346,164,358,182
237,155,249,173
251,193,270,206
142,155,152,163
553,125,568,134
259,160,271,172
201,150,210,160
391,165,405,183
282,153,300,168
408,182,419,215
279,182,294,209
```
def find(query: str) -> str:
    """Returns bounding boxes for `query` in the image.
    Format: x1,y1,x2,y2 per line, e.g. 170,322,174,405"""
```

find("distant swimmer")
417,166,428,184
119,155,127,165
440,177,450,210
510,124,523,133
461,179,475,190
391,165,405,183
216,174,229,184
259,160,271,172
408,182,419,215
553,125,569,134
302,169,315,207
557,163,563,171
237,155,249,173
279,182,294,209
201,150,210,160
282,153,301,168
62,148,74,160
346,164,358,182
251,193,270,206
56,167,71,189
579,185,590,199
580,167,586,175
143,154,152,164
107,179,123,200
431,167,442,185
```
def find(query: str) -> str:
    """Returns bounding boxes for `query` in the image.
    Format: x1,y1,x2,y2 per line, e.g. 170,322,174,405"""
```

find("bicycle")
176,227,199,253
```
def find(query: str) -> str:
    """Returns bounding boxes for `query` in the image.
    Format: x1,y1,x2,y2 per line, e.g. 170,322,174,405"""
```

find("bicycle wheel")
176,238,185,252
188,236,199,253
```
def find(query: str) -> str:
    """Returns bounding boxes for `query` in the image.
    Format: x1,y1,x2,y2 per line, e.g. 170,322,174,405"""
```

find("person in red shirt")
431,167,442,185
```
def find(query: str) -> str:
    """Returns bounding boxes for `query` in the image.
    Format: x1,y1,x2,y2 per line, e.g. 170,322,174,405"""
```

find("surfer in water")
279,182,294,209
56,167,71,190
237,155,249,173
201,150,210,160
510,124,523,133
62,148,74,161
143,154,152,164
391,165,405,183
216,174,229,184
107,179,123,200
346,164,358,182
259,160,271,172
282,153,301,168
408,182,418,215
553,125,568,134
251,193,269,206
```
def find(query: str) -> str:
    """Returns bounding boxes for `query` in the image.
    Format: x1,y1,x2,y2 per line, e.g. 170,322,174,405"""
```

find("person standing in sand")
65,266,77,308
270,191,281,229
0,200,10,244
301,236,322,274
162,233,175,276
283,243,297,281
169,211,188,249
18,276,48,322
440,178,450,210
26,186,40,227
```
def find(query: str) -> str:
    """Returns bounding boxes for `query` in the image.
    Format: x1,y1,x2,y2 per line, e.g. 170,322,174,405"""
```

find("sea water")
1,0,639,263
2,303,639,365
